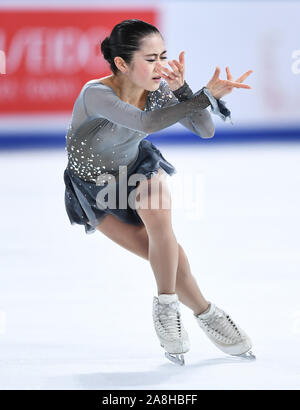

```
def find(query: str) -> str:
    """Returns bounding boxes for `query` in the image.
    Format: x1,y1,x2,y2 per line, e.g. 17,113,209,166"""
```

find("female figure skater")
63,19,254,366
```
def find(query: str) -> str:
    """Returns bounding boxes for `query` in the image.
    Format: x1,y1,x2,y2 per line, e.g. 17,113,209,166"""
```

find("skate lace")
199,307,243,344
153,301,182,340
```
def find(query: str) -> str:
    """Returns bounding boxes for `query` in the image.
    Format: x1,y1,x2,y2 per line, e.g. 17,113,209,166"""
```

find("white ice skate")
152,293,190,366
194,303,255,360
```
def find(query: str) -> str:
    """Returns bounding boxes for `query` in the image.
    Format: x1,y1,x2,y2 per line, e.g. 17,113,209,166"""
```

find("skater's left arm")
157,53,253,138
161,80,231,139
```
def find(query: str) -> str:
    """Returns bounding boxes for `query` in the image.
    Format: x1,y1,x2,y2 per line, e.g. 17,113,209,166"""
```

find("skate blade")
165,352,185,366
235,350,256,360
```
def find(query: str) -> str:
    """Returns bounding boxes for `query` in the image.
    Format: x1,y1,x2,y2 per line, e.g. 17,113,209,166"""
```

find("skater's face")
128,34,168,91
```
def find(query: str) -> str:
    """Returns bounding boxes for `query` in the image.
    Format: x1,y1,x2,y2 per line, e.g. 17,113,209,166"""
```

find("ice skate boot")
194,303,255,359
152,293,190,366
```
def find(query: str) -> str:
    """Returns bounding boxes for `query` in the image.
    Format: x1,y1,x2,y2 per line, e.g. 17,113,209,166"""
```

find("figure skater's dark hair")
100,19,162,75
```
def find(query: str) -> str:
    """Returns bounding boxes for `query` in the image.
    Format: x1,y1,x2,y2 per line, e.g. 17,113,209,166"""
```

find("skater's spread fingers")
168,60,180,75
178,50,185,65
211,66,221,83
226,66,233,81
236,70,254,83
172,60,184,73
161,65,177,78
224,80,251,89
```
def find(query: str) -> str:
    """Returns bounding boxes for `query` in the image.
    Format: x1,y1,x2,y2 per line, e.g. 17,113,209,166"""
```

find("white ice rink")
1,141,300,390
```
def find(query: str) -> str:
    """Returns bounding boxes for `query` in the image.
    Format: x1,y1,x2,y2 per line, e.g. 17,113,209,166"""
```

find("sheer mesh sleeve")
162,80,233,139
83,83,212,134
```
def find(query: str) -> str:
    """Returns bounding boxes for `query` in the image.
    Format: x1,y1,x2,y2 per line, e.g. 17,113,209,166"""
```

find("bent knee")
135,174,171,212
136,207,172,235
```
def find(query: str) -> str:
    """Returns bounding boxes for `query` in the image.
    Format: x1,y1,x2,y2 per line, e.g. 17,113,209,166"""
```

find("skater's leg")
96,170,208,313
135,170,178,295
175,245,209,316
96,208,253,359
96,214,149,260
96,217,254,359
97,214,208,314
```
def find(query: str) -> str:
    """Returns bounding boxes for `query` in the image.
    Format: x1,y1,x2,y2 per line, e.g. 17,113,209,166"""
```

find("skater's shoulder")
83,77,115,92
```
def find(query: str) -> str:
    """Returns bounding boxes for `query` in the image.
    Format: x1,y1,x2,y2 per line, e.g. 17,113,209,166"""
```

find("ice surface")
0,142,300,390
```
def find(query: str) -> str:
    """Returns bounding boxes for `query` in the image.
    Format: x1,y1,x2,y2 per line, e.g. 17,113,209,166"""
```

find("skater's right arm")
83,83,212,134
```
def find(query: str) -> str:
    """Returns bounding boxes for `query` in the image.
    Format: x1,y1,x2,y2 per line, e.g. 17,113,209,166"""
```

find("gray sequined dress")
63,78,231,234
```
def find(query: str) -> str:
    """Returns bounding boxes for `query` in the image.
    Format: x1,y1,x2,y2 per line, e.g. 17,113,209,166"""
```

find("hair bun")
99,20,160,76
101,37,112,61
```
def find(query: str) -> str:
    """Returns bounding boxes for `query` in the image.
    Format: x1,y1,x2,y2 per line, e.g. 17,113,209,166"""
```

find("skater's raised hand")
206,66,253,100
156,51,185,91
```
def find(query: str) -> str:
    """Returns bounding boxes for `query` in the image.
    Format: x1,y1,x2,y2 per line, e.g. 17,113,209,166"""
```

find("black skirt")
63,139,177,234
